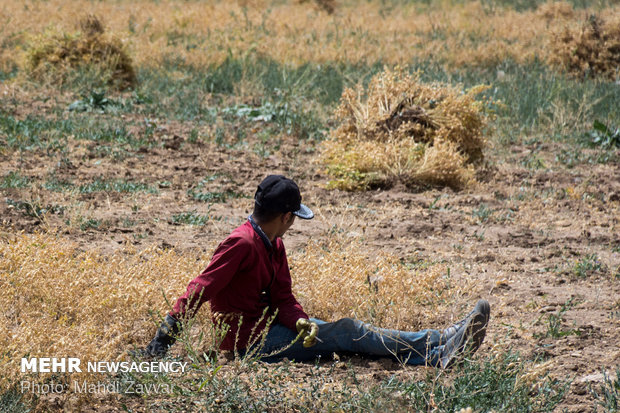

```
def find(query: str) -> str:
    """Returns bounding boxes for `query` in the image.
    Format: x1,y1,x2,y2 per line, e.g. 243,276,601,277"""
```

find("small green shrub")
67,90,121,113
0,385,32,413
79,218,102,231
585,120,620,148
78,179,158,194
472,203,493,224
187,176,245,203
0,171,30,189
573,254,604,278
170,211,213,226
539,298,580,339
590,368,620,412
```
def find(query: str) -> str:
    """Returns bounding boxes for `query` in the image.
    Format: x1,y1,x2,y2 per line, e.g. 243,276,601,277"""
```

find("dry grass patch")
550,14,620,79
0,232,207,390
1,1,619,70
0,229,454,396
318,68,490,190
291,231,454,330
22,15,136,89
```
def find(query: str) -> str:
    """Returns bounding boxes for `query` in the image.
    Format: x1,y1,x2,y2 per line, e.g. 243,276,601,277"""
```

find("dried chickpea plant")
318,67,491,190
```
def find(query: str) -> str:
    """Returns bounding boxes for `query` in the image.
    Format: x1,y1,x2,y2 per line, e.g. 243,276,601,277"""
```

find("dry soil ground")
1,86,619,412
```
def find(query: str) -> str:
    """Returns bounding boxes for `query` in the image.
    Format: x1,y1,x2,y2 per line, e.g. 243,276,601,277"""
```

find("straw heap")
549,14,620,80
23,15,136,89
319,67,489,190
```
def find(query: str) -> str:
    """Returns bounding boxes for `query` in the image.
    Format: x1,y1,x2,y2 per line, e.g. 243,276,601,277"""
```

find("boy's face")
276,212,296,238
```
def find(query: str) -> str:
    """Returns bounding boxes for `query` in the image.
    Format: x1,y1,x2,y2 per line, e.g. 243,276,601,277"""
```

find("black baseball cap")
254,175,314,219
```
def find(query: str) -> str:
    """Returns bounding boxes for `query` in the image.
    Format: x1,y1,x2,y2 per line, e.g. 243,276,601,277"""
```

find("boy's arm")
171,235,251,319
138,236,250,357
269,245,309,331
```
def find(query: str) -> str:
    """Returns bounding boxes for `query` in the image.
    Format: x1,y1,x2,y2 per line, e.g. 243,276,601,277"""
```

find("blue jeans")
256,318,443,367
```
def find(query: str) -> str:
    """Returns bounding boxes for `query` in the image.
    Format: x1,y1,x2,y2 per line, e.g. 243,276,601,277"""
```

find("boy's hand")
141,314,180,357
296,318,319,348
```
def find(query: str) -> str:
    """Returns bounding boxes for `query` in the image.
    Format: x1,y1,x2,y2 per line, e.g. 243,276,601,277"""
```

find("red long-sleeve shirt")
170,220,308,351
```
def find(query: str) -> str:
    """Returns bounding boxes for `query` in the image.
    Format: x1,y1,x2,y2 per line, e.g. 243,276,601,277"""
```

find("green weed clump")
590,368,620,412
113,349,566,412
23,15,136,89
318,67,490,191
585,120,620,148
0,171,30,189
404,351,567,411
187,175,245,203
170,211,213,226
573,253,605,278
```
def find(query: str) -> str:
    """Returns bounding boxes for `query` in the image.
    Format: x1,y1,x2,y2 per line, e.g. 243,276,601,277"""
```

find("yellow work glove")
296,318,319,348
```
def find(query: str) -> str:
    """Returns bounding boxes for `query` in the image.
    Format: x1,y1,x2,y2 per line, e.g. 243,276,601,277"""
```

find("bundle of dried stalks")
535,1,575,22
549,14,620,79
297,0,336,14
318,68,489,190
23,15,136,89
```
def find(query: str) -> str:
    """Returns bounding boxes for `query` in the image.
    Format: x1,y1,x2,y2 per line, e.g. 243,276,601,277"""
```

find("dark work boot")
442,299,490,342
439,300,490,368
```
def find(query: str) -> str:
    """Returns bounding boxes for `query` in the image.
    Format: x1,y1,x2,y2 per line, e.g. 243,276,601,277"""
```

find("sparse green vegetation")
119,349,566,412
0,114,72,152
79,217,102,231
538,298,580,339
78,179,158,194
0,1,618,411
590,368,620,412
472,203,493,224
221,99,324,141
170,211,213,226
43,175,75,192
573,254,605,278
404,352,567,412
5,198,64,220
0,171,30,189
75,122,148,148
187,176,245,203
0,385,32,413
555,147,617,168
585,120,620,148
67,90,121,113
